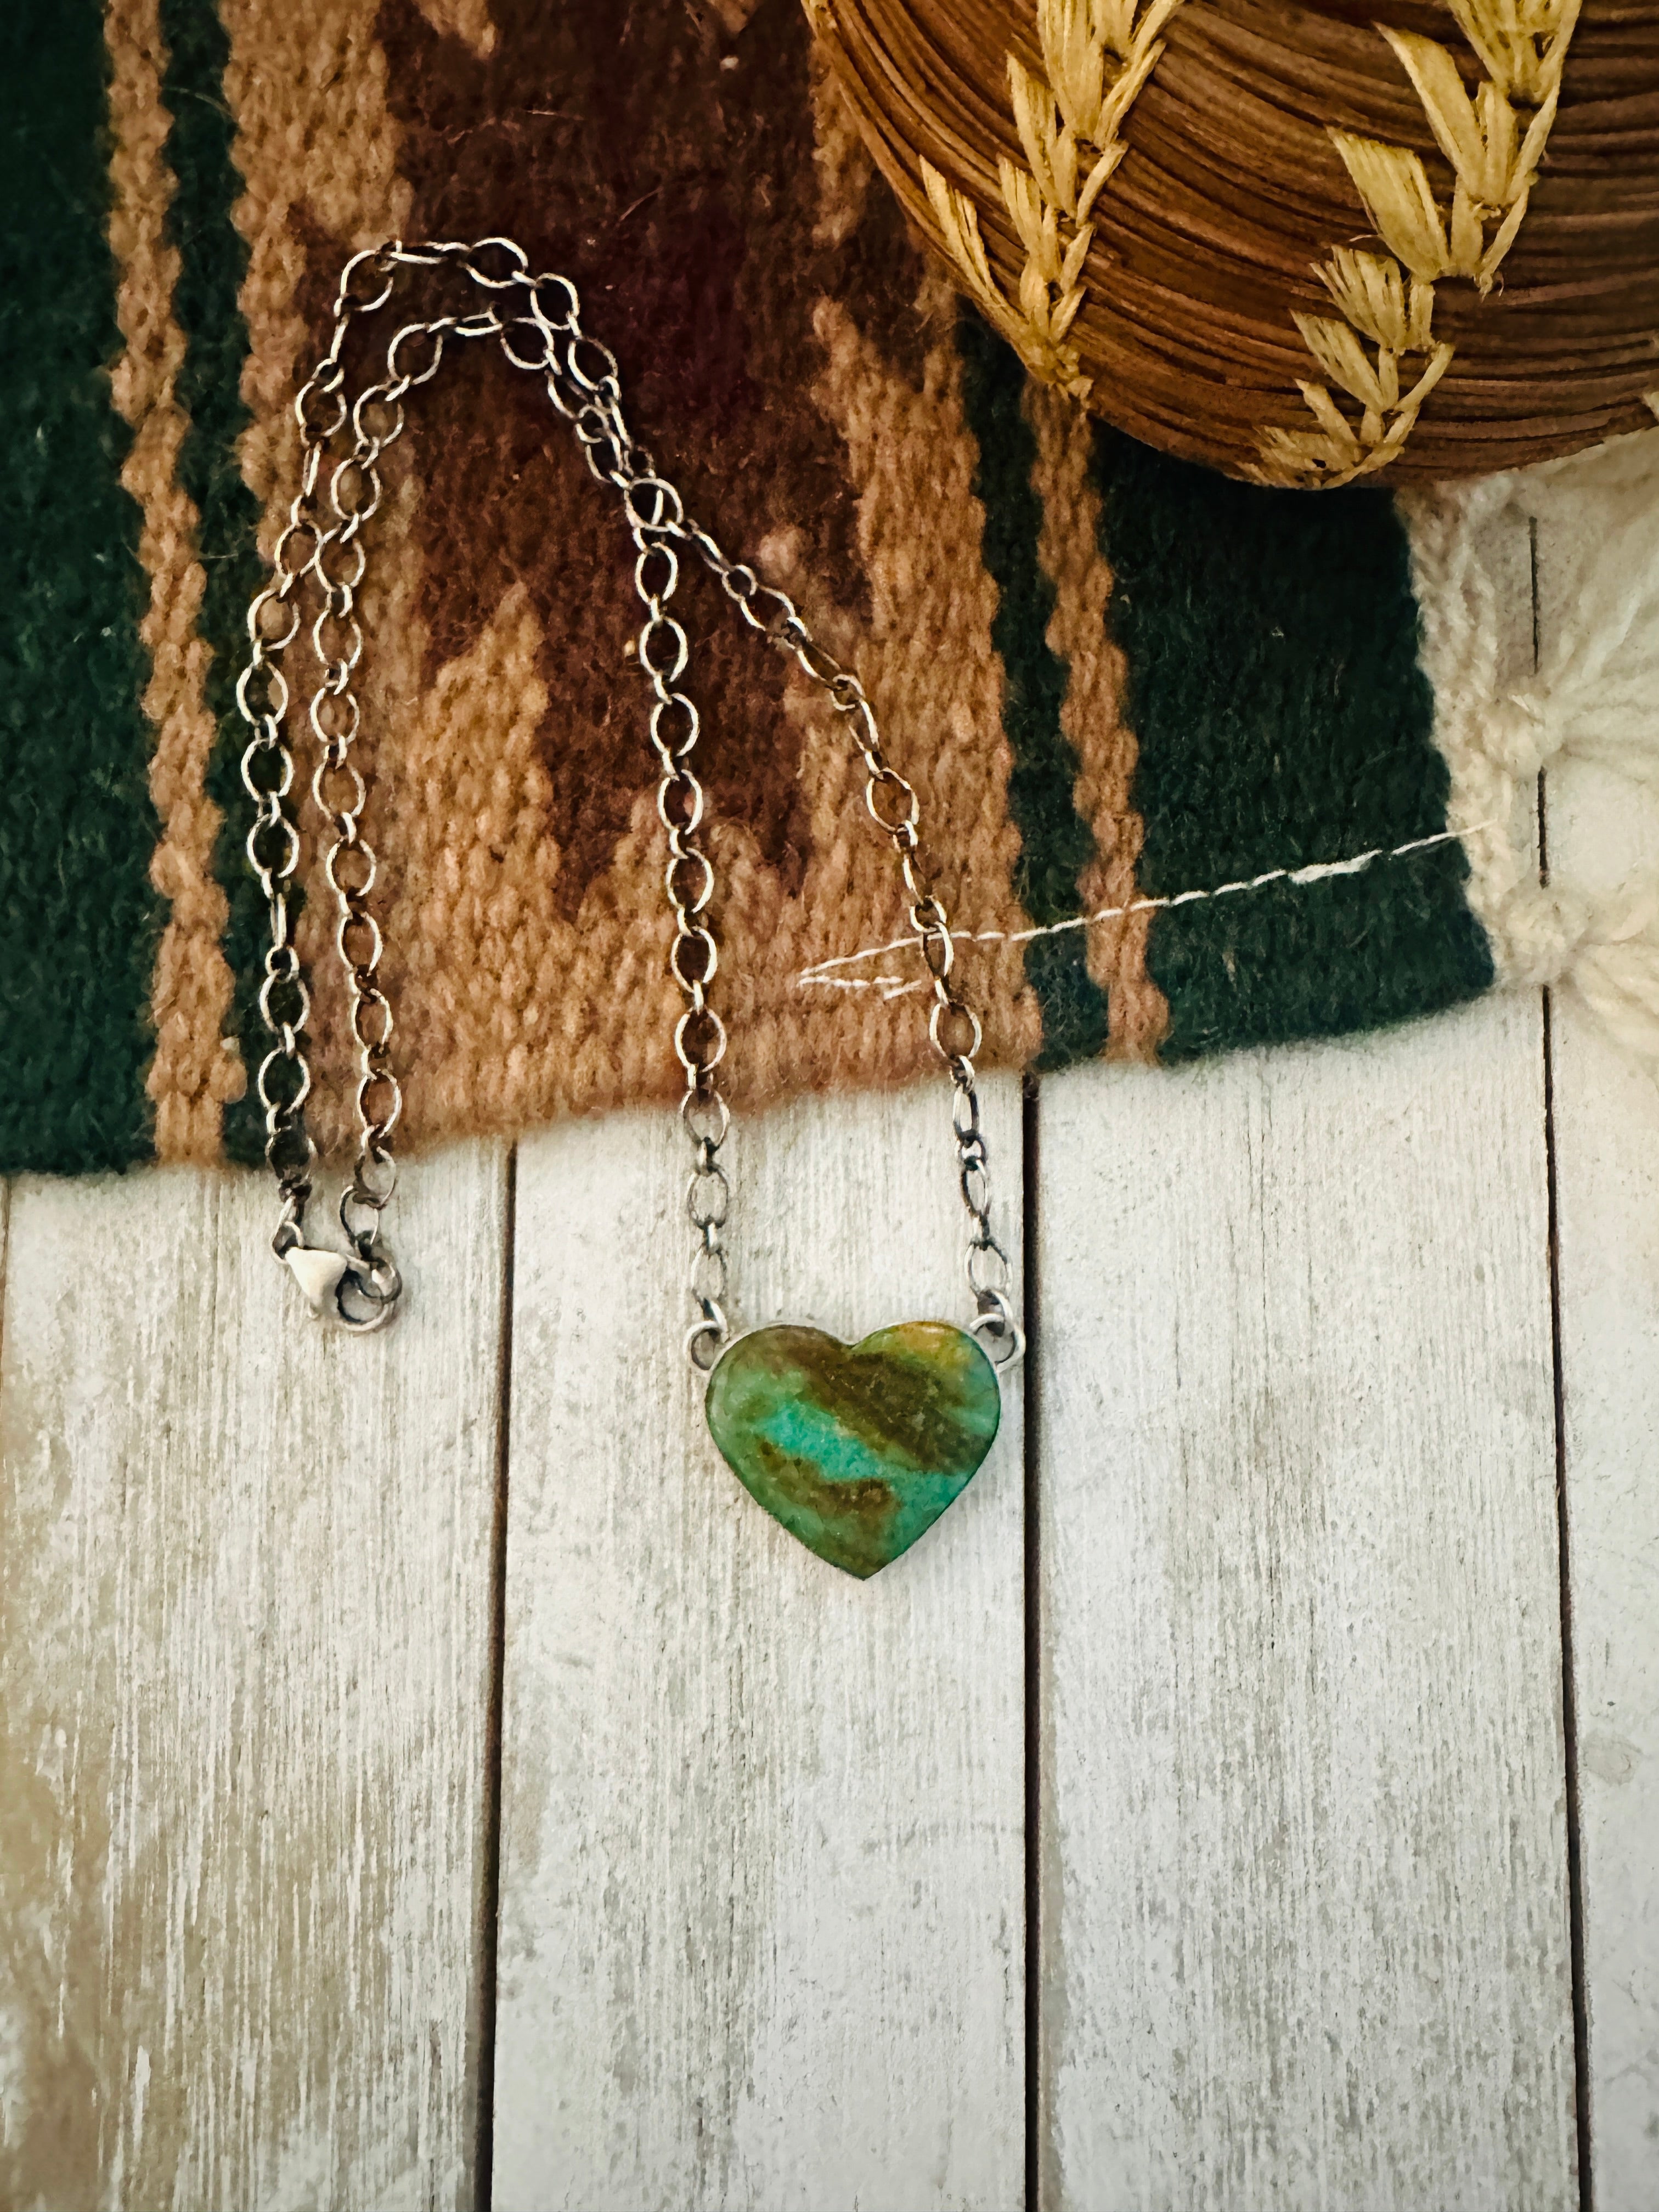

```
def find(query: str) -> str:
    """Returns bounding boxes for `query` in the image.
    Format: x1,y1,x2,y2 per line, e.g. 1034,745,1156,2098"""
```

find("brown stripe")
221,0,410,531
1024,381,1167,1060
106,0,240,1163
379,44,1039,1144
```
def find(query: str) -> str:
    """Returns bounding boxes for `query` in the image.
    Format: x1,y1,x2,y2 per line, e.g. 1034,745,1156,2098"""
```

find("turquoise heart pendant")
704,1321,1001,1578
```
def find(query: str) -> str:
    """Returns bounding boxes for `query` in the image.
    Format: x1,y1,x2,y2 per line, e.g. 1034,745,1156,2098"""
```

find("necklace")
236,236,1023,1577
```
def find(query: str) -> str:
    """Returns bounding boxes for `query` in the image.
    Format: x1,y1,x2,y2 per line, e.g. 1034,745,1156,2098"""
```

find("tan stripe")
1024,381,1167,1061
105,0,241,1164
774,269,1044,1097
371,577,594,1141
407,0,497,56
809,36,873,250
301,459,432,1161
217,0,415,1158
221,0,411,538
759,55,1042,1093
373,572,691,1141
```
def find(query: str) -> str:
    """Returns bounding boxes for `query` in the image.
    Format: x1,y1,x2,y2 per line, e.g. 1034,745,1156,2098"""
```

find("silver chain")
238,239,1023,1367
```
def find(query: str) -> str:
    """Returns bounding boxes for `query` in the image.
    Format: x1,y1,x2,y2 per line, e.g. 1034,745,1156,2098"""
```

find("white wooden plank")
1037,1001,1576,2209
1549,978,1659,2212
0,1143,507,2210
1530,444,1659,2207
494,1080,1025,2212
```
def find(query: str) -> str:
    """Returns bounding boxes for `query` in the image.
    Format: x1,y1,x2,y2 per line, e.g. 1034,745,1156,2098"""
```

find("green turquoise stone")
704,1321,1001,1578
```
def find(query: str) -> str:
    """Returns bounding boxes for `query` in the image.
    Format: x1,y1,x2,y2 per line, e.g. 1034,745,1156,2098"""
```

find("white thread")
803,447,1659,1056
797,822,1496,995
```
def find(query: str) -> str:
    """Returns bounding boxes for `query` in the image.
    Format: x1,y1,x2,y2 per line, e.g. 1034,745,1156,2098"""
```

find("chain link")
239,240,1021,1364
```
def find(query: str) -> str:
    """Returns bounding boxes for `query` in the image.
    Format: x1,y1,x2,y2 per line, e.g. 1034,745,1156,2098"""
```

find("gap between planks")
0,1144,510,2210
1022,1077,1043,2212
1530,441,1659,2211
1027,490,1578,2211
475,1140,520,2212
1533,504,1595,2212
489,1079,1027,2211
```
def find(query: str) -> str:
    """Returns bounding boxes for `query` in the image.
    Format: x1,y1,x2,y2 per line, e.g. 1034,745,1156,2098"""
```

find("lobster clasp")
280,1240,403,1333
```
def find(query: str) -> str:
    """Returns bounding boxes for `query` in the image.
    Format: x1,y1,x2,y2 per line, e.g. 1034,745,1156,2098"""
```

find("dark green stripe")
0,0,163,1173
159,0,269,1163
1091,428,1493,1059
956,314,1110,1071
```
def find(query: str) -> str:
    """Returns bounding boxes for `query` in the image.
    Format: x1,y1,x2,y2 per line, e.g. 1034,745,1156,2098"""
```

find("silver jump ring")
686,1311,727,1373
970,1306,1026,1368
336,1255,403,1334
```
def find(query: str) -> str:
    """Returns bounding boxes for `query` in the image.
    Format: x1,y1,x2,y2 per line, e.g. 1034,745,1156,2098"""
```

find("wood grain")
1034,1003,1577,2209
1530,443,1659,2207
492,1080,1025,2211
0,1146,507,2210
1550,974,1659,2212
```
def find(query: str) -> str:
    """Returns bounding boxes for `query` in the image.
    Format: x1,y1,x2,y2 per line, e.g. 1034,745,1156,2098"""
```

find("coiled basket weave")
806,0,1659,484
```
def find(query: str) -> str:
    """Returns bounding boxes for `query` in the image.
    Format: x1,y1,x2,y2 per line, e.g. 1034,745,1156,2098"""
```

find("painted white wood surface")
490,1080,1026,2212
1531,445,1659,2208
1035,996,1577,2210
0,1147,507,2211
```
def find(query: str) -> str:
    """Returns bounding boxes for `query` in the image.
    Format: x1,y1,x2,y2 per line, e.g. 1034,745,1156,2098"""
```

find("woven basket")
807,0,1659,484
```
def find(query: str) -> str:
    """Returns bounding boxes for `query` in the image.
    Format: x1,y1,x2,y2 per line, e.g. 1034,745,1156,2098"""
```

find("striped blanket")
4,0,1551,1176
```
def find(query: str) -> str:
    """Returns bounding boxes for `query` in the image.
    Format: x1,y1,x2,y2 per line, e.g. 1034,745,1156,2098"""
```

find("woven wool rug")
4,0,1655,1177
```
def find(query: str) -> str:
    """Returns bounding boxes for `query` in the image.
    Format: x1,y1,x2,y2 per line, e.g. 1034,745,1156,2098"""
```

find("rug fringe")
1402,432,1659,1068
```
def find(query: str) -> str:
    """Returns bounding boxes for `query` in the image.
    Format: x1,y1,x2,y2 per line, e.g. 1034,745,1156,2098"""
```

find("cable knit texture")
4,0,1527,1175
